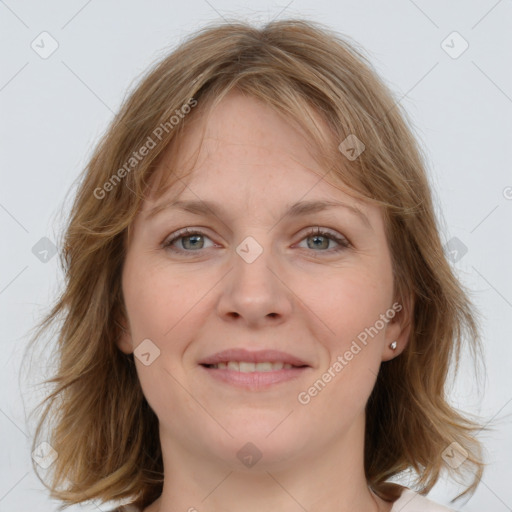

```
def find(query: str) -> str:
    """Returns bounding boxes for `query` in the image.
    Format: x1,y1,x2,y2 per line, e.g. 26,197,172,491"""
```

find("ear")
381,293,413,362
115,316,134,355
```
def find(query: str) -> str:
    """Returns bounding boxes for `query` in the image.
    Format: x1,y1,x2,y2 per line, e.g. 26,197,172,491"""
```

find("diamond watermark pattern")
236,236,263,264
32,441,58,469
134,338,161,366
444,236,468,264
442,441,468,469
31,31,59,59
441,31,469,59
32,237,58,263
338,134,365,161
237,442,262,468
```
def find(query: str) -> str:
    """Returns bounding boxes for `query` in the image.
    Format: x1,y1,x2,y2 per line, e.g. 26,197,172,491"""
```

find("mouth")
198,349,311,390
201,361,306,371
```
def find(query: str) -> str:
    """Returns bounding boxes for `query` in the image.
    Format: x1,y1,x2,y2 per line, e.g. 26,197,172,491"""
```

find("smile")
200,362,310,390
203,361,296,371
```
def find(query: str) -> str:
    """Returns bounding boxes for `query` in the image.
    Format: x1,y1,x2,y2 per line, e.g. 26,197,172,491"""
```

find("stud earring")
389,341,397,350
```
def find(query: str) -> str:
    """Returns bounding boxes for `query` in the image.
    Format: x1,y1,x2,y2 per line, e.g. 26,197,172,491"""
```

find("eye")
163,228,216,253
162,226,351,255
296,227,351,253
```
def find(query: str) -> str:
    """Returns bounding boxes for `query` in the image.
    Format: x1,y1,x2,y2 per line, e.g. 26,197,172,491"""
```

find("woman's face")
118,90,409,470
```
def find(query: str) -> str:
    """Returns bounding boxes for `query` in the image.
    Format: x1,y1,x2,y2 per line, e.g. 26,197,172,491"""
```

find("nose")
216,237,293,328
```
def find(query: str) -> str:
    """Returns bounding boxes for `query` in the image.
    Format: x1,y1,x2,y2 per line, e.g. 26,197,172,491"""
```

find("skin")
117,90,411,512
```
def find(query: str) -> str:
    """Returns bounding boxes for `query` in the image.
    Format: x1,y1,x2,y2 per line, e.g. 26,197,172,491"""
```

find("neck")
147,414,389,512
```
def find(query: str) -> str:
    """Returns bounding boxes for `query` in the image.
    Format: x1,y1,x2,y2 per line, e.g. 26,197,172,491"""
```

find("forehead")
127,91,388,250
145,90,363,207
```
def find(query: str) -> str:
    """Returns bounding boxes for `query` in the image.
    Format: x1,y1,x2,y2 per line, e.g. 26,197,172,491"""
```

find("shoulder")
391,488,458,512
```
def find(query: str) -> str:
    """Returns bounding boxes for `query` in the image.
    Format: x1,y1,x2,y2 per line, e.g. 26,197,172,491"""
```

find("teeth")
209,361,295,372
256,362,277,371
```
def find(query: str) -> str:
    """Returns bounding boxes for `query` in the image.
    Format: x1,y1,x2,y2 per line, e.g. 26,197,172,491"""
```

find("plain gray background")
1,1,511,511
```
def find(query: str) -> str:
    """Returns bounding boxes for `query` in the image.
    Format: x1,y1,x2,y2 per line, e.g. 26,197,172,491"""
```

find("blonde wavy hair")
26,18,485,510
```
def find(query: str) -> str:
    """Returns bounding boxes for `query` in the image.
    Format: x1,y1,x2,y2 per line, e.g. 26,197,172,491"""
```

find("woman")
28,19,484,512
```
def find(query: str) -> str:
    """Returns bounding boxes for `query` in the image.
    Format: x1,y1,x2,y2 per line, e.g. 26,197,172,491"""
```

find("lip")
200,364,310,390
198,348,311,391
198,348,310,367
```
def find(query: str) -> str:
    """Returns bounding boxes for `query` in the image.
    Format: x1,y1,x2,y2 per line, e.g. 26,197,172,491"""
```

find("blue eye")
298,227,350,252
162,227,350,255
163,228,215,252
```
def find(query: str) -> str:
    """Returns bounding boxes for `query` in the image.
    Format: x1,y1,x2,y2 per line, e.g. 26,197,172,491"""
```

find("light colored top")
390,489,456,511
110,487,457,511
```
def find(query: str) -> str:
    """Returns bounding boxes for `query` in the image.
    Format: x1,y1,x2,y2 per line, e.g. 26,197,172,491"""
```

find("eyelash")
162,227,351,255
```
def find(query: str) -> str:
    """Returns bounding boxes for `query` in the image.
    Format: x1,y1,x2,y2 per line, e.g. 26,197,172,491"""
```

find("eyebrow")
146,199,372,230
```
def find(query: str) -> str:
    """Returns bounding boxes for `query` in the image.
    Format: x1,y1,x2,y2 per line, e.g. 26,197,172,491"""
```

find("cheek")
122,258,205,382
122,260,198,420
296,267,391,404
296,266,393,343
123,283,167,340
123,257,194,339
